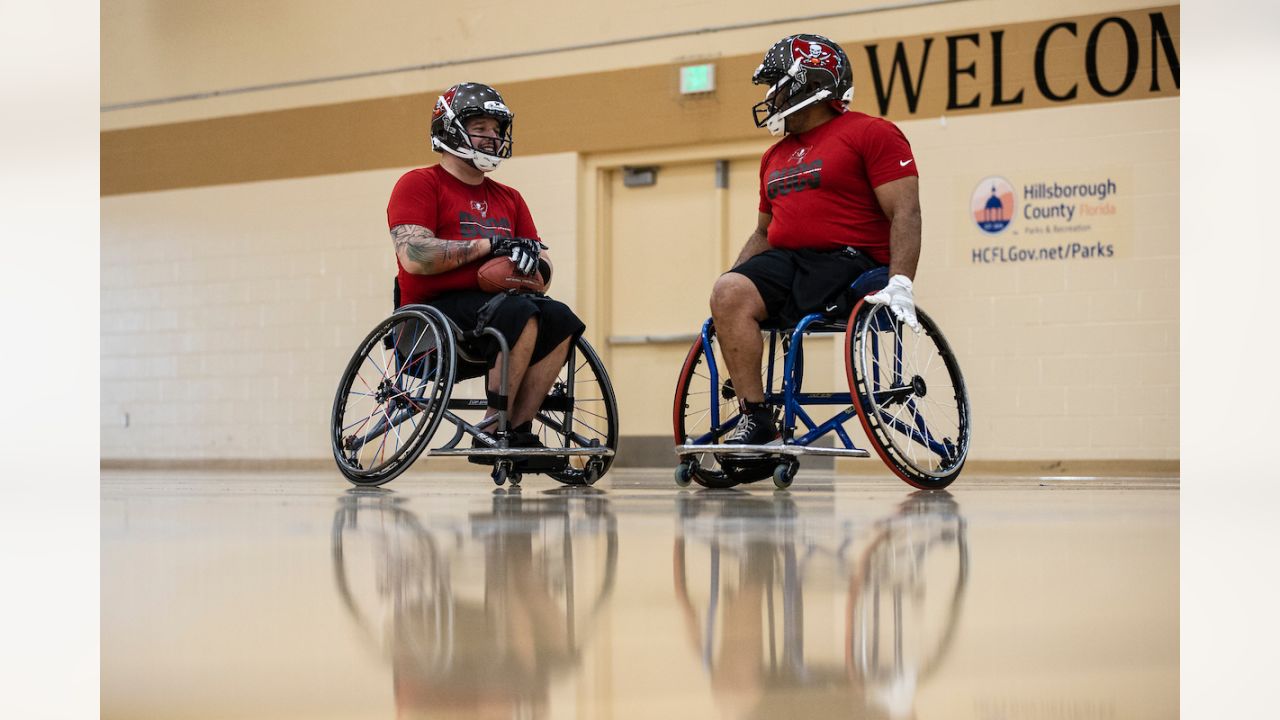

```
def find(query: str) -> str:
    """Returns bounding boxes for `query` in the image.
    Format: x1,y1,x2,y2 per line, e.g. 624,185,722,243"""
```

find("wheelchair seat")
394,278,490,377
849,265,889,300
758,266,890,332
434,312,490,379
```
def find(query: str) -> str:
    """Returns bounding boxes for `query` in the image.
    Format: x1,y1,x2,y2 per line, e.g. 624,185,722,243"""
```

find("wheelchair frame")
673,268,971,490
332,302,618,488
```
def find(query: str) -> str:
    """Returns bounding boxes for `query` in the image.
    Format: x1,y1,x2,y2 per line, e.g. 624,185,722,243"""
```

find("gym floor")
102,468,1178,719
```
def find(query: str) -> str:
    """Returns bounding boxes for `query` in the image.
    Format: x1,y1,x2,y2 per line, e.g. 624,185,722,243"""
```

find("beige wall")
102,0,1171,129
101,154,577,460
908,99,1177,460
587,97,1177,461
102,0,1179,467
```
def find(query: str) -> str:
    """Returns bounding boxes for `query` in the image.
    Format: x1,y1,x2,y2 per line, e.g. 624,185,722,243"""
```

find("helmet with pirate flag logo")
430,82,514,171
751,34,853,137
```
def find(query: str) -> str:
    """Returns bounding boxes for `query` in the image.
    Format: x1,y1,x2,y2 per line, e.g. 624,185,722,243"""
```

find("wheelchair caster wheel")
492,461,514,486
772,460,798,490
674,462,695,488
583,460,603,486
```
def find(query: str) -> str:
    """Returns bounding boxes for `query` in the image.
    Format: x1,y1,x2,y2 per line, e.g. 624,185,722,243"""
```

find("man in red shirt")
710,34,924,445
387,82,584,448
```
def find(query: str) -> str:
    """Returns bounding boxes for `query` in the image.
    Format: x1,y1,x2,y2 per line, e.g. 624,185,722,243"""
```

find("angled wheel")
538,337,619,486
331,307,455,486
845,300,971,489
672,323,783,489
771,458,798,490
674,462,695,488
492,461,513,487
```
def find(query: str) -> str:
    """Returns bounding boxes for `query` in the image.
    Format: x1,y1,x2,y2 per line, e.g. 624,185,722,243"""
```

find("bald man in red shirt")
711,34,924,446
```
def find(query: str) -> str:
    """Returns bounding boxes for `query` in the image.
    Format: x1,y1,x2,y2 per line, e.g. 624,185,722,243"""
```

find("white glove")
866,274,921,332
508,246,539,275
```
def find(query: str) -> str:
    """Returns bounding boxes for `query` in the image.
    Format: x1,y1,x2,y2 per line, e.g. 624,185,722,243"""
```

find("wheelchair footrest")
430,447,614,458
675,444,870,459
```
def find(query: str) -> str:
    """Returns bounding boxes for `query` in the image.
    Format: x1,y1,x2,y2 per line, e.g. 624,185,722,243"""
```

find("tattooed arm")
391,224,489,275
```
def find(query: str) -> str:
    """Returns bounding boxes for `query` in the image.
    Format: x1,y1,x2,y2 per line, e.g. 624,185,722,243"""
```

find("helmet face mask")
430,83,514,171
751,35,854,136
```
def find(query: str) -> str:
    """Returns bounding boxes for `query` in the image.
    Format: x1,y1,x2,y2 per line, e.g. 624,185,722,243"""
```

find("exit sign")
680,64,716,94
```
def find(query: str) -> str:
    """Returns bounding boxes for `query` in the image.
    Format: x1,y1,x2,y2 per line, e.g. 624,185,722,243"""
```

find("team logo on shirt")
766,159,823,199
788,147,811,164
971,176,1015,234
469,199,489,218
459,210,512,239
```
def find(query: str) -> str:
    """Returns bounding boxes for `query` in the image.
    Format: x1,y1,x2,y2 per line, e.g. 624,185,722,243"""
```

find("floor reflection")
102,472,1176,719
673,490,967,719
331,487,617,719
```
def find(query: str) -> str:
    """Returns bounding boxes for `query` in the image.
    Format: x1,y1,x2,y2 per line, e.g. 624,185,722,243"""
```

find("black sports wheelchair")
331,284,618,488
673,267,971,490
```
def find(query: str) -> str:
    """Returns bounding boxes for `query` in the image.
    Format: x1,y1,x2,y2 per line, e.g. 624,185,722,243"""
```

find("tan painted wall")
102,0,1171,128
101,154,578,460
101,1,1179,465
589,98,1176,461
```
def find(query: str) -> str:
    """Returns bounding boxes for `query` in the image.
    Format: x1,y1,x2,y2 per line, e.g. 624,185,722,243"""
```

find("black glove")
488,236,545,276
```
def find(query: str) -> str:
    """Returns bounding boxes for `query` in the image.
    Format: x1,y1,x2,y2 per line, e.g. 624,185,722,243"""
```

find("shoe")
472,423,543,450
509,430,546,449
470,417,527,448
724,407,779,446
469,432,497,465
502,421,542,449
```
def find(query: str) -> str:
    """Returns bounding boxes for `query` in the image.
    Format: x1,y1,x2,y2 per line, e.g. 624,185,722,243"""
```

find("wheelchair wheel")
331,307,455,486
672,324,781,489
540,337,619,486
845,300,970,490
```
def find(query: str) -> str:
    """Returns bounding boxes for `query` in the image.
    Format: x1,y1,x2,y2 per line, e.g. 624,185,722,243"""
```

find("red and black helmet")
429,82,514,171
751,34,853,136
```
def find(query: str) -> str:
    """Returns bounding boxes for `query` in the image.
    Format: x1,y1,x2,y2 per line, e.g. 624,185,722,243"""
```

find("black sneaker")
724,407,779,446
509,423,545,448
469,432,498,465
480,422,544,449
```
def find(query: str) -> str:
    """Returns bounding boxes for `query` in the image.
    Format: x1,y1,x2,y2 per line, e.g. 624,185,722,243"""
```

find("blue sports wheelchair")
672,267,971,490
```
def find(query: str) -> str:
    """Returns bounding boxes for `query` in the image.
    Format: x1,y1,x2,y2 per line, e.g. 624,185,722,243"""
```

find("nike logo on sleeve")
899,159,914,167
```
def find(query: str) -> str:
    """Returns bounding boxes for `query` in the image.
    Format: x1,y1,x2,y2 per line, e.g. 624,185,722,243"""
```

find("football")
476,255,549,294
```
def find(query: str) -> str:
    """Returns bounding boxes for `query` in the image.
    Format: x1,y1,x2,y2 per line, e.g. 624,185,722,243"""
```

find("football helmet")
751,34,853,136
430,82,514,171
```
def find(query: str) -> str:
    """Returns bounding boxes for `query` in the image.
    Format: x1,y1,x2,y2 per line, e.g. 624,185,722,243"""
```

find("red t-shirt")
757,111,918,265
386,165,539,303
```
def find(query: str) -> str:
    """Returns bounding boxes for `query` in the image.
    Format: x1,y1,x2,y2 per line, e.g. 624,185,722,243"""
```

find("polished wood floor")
102,469,1178,719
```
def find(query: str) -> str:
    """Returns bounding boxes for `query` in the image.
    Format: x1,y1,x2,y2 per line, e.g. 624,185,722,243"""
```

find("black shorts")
729,247,882,327
426,290,585,367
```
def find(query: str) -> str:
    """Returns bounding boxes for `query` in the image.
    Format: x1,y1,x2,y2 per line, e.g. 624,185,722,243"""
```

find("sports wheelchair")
331,291,618,488
673,267,971,490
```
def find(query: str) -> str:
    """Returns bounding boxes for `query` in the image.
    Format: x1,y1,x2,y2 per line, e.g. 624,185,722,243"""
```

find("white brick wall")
101,154,579,461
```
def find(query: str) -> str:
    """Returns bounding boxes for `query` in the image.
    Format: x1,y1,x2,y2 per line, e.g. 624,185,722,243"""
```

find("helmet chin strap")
469,153,502,172
432,131,504,171
433,96,506,171
765,89,832,136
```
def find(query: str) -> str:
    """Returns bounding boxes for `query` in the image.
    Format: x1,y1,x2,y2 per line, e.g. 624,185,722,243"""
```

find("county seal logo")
971,176,1014,234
